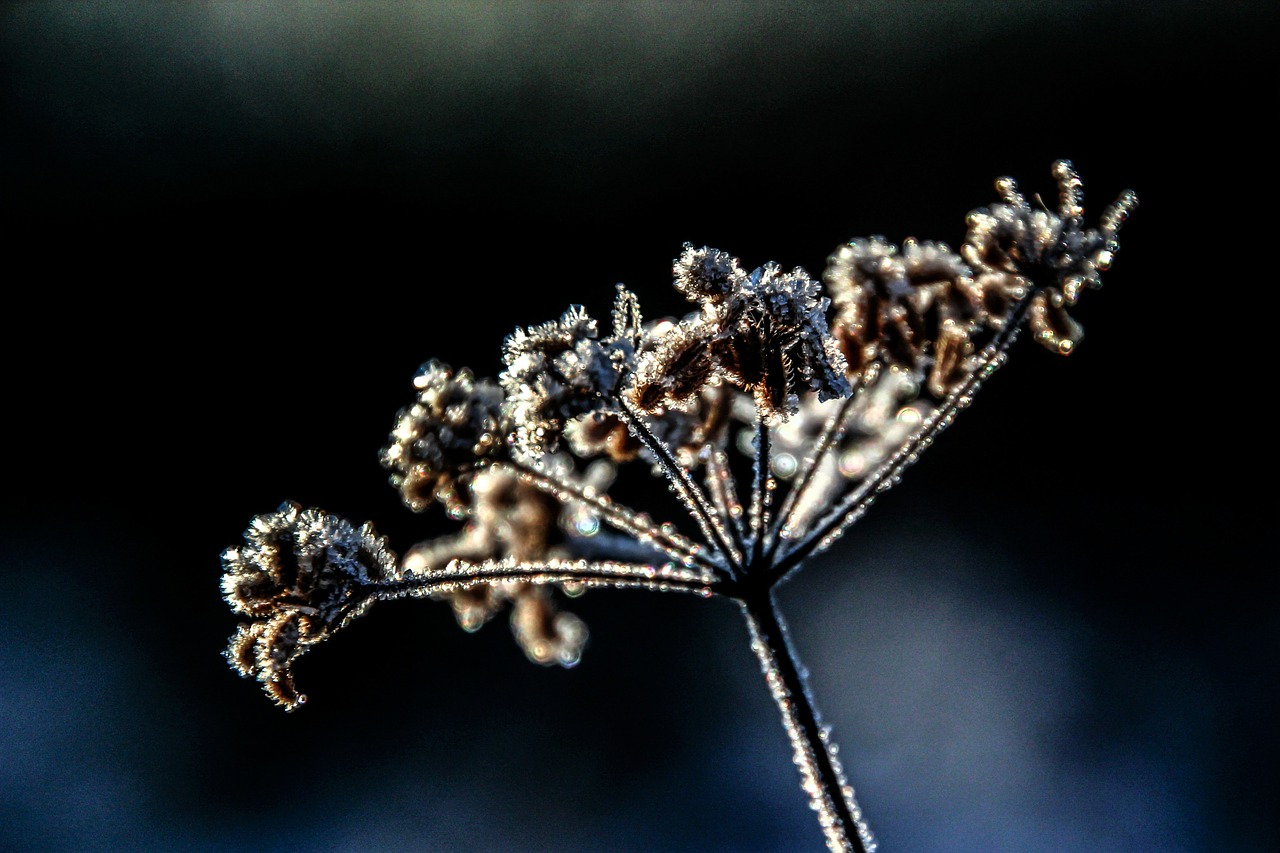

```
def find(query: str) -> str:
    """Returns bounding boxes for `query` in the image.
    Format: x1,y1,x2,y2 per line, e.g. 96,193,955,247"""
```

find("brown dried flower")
963,160,1138,355
221,501,400,709
500,286,643,458
824,236,982,397
632,244,850,420
380,360,506,516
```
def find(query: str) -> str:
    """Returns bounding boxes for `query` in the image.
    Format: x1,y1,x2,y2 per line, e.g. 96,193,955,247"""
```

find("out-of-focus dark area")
1,2,1273,851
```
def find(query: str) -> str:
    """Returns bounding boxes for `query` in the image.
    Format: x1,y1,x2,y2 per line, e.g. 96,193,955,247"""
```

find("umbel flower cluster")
221,162,1135,853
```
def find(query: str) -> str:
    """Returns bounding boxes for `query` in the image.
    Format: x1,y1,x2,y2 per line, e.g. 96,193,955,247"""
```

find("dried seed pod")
963,161,1138,355
500,291,642,458
221,502,399,710
380,360,505,515
630,317,716,413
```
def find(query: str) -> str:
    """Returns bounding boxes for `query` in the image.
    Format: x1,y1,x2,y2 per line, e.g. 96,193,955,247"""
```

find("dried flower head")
633,244,850,420
380,360,506,515
963,159,1138,354
221,501,399,709
500,286,643,458
823,235,983,399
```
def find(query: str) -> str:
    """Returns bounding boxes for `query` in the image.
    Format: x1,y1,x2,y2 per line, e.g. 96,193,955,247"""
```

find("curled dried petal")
565,412,642,463
511,586,588,667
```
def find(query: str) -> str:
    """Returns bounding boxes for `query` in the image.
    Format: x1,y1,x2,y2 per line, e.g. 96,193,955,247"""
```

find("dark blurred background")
1,2,1273,851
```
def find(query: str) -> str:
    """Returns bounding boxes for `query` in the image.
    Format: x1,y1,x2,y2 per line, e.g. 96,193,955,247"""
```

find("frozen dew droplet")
570,507,601,537
772,452,799,479
838,449,868,478
894,406,922,427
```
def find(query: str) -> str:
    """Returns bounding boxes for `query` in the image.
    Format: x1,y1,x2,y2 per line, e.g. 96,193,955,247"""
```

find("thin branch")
748,415,772,569
705,446,747,555
497,459,724,577
763,370,870,565
376,557,724,602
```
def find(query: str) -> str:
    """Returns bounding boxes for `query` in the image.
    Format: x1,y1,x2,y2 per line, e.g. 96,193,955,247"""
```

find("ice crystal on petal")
380,360,506,514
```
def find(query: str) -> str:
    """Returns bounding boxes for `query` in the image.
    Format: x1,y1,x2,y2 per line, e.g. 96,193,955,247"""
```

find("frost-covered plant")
220,162,1136,852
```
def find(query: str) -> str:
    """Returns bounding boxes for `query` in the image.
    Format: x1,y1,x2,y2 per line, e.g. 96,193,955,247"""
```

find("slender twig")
499,459,724,576
705,446,748,555
763,371,869,565
380,556,724,602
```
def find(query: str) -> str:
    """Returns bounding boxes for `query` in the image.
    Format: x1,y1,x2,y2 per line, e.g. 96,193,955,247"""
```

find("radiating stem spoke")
379,557,724,601
616,398,743,576
706,447,748,557
764,374,867,564
500,460,724,577
769,296,1033,585
749,415,773,569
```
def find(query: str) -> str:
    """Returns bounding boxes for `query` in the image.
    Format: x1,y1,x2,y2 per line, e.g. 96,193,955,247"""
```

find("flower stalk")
742,590,872,853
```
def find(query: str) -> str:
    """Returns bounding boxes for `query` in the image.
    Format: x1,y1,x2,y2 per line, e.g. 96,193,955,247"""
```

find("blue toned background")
1,3,1272,851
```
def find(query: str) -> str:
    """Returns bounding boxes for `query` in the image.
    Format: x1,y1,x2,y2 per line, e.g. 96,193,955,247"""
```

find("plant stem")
741,589,873,853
